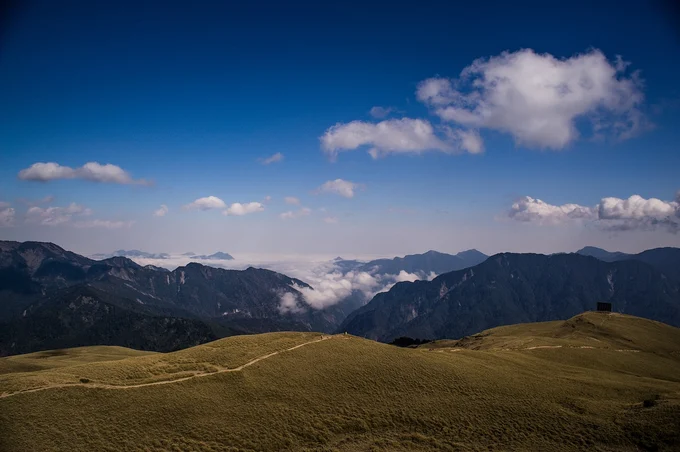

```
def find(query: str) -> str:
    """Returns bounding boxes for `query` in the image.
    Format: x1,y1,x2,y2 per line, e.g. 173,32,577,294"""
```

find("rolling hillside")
1,313,680,451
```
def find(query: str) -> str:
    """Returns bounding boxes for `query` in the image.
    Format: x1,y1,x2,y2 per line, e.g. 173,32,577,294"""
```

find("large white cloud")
18,162,150,185
315,179,360,198
320,118,454,160
183,196,227,211
26,202,93,226
417,49,647,149
223,202,264,216
597,195,680,232
506,193,680,232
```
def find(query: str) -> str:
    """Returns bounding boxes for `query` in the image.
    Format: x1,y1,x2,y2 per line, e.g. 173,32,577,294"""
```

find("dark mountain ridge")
0,241,337,356
340,252,680,342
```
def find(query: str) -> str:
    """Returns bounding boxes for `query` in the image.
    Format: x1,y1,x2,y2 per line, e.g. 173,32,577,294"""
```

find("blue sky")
1,0,679,256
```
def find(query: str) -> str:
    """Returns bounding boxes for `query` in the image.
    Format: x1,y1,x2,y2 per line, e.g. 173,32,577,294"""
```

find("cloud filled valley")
104,252,438,314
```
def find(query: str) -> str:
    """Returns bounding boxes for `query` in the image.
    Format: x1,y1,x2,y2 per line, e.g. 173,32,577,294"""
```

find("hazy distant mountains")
341,251,680,342
334,249,488,277
577,246,680,281
91,250,235,261
187,252,235,260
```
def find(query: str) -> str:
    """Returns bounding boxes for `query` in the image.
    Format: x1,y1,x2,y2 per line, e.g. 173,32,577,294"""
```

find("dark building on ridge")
597,302,612,312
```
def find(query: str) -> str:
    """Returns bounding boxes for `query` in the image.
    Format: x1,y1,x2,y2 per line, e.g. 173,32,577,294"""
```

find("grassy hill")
2,313,680,451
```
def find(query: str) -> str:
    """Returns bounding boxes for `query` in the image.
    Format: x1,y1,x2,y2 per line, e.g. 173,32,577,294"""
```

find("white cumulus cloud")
153,204,169,217
507,196,595,225
18,162,150,185
224,202,264,216
506,193,680,232
418,49,647,150
183,196,227,211
320,118,454,160
259,152,284,165
316,179,360,198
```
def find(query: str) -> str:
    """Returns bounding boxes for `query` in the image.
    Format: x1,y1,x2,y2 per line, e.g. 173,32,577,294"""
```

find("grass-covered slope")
1,314,680,451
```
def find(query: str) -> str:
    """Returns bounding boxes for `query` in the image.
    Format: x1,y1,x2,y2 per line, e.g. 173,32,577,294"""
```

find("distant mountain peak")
99,256,141,269
189,252,234,260
456,249,486,259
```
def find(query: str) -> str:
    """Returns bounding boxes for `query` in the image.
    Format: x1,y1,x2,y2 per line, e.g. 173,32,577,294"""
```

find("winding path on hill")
0,335,334,400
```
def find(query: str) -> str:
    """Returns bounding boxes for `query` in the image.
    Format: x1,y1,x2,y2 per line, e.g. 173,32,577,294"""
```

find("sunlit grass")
1,314,679,451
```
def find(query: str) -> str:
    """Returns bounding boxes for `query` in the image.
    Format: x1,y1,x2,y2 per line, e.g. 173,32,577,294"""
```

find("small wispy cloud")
369,106,398,119
315,179,361,198
280,207,312,220
26,202,92,226
17,195,55,206
259,152,284,165
388,207,417,215
284,196,300,205
0,203,15,227
153,204,169,217
73,219,135,229
323,216,338,224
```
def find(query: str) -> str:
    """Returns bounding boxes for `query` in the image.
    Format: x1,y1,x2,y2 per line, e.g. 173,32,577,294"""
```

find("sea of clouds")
102,252,436,312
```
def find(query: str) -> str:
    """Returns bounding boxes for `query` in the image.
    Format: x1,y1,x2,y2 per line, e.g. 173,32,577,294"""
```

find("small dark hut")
596,302,612,312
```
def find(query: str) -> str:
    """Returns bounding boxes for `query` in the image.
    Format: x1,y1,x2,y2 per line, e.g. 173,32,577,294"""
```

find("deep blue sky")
1,0,679,256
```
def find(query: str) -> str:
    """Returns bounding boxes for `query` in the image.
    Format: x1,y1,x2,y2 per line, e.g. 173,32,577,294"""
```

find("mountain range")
333,249,488,276
341,251,680,341
3,240,680,356
91,250,235,261
0,241,339,355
